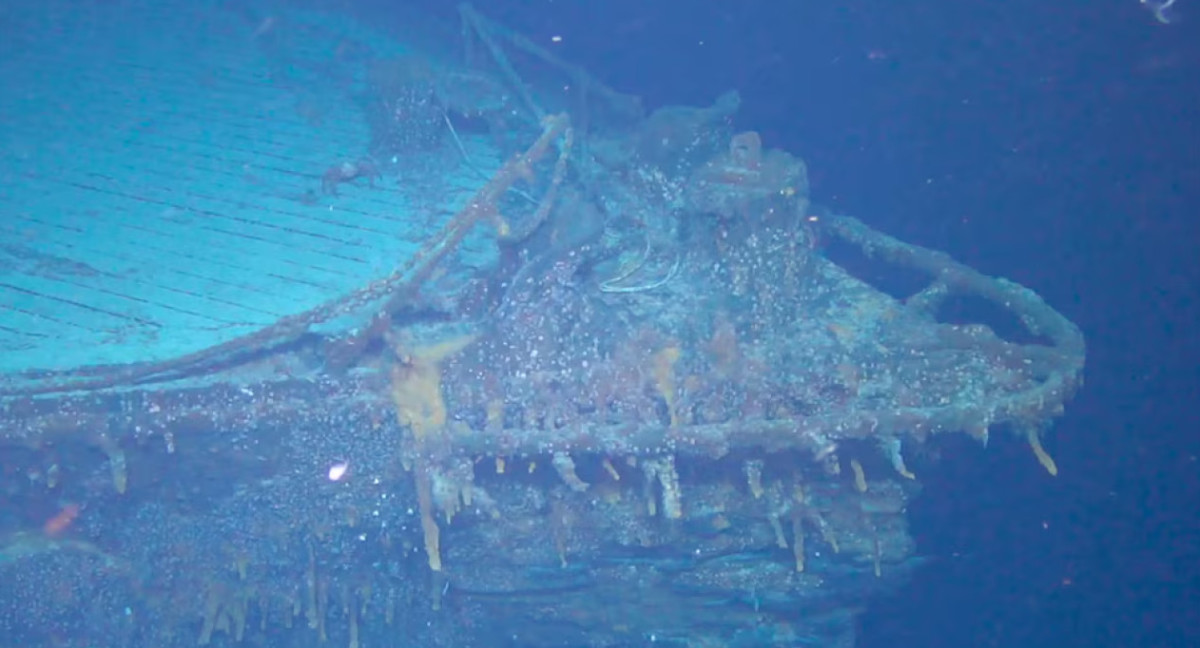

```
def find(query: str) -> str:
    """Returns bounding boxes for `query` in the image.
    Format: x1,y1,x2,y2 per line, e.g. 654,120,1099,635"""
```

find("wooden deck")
0,1,497,375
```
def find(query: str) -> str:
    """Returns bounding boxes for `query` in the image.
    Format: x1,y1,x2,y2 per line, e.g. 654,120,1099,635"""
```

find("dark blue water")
436,0,1200,645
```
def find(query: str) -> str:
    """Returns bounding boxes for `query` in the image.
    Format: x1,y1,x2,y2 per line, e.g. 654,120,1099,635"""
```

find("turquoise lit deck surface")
0,1,496,375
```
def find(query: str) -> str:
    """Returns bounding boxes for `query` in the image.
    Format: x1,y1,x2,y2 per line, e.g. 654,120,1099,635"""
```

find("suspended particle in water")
328,461,350,481
1140,0,1180,24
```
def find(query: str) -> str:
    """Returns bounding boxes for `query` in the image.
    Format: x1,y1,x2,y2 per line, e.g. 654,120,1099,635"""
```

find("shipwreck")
0,2,1083,646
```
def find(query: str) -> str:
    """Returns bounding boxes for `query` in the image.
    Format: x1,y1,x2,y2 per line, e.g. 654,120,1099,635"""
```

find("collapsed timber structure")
0,2,1084,647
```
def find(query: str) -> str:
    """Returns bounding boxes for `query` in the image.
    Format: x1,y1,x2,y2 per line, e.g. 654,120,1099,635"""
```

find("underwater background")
1,0,1197,646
